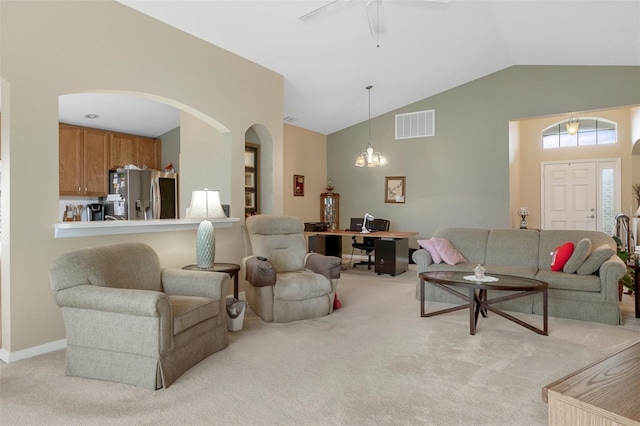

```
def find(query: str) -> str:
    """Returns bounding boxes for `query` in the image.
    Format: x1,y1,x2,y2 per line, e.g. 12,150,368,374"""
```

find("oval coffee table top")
419,270,548,292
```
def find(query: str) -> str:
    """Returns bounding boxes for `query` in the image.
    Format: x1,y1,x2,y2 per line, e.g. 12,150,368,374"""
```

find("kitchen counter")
54,218,239,238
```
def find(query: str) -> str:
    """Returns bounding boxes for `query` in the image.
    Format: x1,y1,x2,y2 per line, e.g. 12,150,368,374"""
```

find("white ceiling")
60,0,640,137
58,93,181,138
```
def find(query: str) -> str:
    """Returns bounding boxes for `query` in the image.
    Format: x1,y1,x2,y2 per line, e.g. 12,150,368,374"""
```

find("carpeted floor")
1,264,639,425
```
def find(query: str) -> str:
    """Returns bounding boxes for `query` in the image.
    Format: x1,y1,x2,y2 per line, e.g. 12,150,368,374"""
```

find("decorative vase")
196,220,215,268
473,264,486,279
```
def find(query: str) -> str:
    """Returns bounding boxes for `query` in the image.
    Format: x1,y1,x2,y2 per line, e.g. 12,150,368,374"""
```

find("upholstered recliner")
242,214,341,323
49,242,229,390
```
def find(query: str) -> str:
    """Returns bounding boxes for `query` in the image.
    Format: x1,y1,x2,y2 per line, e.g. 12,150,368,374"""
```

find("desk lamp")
361,213,374,233
187,189,227,268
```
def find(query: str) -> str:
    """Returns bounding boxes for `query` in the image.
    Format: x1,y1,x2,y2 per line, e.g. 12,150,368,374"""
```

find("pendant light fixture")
566,117,580,136
355,85,387,168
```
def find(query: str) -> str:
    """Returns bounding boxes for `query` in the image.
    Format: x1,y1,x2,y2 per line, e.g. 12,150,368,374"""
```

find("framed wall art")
245,171,255,189
244,150,255,168
245,143,259,216
245,191,256,209
294,174,304,196
385,176,406,204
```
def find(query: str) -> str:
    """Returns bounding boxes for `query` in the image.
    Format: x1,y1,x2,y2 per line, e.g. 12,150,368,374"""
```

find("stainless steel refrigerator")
105,169,178,220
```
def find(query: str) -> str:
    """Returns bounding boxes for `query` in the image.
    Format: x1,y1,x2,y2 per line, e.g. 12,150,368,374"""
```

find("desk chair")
352,218,390,269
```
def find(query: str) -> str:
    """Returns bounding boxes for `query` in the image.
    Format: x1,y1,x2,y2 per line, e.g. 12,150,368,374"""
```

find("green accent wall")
328,66,640,239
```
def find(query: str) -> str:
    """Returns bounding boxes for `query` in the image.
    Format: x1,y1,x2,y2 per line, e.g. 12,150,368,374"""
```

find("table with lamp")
182,189,241,299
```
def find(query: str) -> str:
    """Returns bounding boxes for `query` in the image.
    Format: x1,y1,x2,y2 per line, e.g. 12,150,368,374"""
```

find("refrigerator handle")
151,178,160,219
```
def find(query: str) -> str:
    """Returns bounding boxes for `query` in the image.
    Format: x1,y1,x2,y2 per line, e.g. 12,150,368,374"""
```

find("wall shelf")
54,218,239,238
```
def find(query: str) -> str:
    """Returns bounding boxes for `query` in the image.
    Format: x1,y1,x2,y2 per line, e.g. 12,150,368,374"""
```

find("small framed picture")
245,192,255,209
245,171,255,189
244,150,255,168
294,174,304,196
385,176,406,203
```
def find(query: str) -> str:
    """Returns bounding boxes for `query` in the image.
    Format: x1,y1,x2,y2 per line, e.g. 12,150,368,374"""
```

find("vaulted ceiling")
61,1,640,137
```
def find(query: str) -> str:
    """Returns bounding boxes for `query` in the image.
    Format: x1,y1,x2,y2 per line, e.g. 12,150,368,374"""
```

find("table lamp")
361,213,374,233
187,189,227,268
517,207,529,229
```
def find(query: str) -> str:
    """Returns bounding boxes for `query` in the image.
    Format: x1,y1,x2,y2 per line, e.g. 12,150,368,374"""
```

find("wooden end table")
183,263,241,299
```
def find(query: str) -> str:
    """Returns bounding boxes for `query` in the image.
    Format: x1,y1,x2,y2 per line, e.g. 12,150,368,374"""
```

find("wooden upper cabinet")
136,136,161,170
82,129,108,196
59,124,108,196
59,124,83,195
59,124,161,196
108,132,161,170
108,133,136,170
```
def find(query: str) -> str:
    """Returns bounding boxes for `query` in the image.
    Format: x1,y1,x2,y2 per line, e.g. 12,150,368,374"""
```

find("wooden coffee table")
419,271,548,335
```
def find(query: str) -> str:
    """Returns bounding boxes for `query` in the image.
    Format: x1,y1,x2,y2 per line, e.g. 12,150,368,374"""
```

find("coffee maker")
87,203,104,221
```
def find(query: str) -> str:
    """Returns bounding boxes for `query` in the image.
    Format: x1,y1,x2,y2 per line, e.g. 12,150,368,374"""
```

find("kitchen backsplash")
59,197,101,222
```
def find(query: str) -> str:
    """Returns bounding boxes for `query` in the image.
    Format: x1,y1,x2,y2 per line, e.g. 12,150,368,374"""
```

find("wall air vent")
395,110,434,140
283,116,298,123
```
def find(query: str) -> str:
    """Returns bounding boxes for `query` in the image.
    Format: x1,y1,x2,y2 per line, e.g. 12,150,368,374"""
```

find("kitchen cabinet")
59,124,108,196
108,133,136,170
108,132,160,170
135,136,161,170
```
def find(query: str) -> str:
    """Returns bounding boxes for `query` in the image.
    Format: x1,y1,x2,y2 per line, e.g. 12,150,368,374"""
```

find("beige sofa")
49,242,229,389
413,227,626,325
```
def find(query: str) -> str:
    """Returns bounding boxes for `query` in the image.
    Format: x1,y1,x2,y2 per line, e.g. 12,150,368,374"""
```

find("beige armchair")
242,215,341,323
49,242,229,390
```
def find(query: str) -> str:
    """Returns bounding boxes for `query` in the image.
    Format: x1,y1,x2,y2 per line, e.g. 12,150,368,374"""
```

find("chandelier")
566,117,580,136
355,85,387,167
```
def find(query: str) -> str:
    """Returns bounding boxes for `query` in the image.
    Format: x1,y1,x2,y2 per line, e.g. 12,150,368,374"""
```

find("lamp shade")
187,190,226,219
187,189,226,269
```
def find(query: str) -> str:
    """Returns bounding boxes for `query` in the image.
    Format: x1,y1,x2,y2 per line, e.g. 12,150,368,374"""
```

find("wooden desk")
304,230,419,239
543,341,640,425
305,230,418,275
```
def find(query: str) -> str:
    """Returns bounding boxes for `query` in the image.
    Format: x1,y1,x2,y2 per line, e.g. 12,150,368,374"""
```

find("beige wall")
283,124,328,222
508,120,522,229
518,107,634,229
0,1,283,357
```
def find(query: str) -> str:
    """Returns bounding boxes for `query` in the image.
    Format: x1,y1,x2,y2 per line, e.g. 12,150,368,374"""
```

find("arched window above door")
542,117,617,149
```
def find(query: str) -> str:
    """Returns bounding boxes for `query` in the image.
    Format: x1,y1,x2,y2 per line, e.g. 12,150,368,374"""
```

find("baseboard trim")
0,339,67,363
343,254,368,261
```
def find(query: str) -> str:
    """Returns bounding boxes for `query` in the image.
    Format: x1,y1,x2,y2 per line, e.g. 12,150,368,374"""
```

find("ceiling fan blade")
299,0,342,21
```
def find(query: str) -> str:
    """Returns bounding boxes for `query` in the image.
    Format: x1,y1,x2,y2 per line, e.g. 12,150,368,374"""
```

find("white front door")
543,162,597,230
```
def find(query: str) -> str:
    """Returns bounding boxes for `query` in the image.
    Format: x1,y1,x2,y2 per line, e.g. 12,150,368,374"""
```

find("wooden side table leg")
233,271,239,300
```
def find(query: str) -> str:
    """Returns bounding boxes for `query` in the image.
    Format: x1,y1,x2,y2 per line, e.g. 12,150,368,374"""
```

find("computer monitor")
349,217,373,231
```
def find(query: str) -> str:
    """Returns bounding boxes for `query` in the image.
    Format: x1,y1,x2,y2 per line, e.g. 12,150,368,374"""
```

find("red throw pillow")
551,242,574,271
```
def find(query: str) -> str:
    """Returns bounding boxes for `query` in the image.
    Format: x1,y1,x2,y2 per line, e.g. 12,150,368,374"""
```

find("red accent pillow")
551,242,575,271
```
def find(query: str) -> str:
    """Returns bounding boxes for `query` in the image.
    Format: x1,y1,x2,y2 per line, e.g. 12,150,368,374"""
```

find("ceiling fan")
299,0,453,47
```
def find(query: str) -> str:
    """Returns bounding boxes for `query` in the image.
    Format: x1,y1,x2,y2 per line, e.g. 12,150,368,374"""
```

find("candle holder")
517,207,529,229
